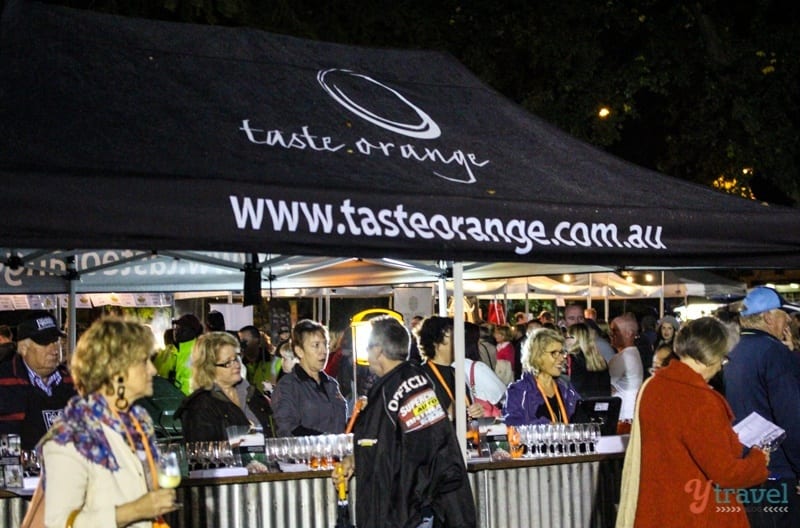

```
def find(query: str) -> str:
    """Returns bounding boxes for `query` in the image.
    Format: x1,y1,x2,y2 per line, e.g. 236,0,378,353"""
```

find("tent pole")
660,271,665,318
67,258,77,357
437,278,447,316
453,263,467,462
588,273,593,309
325,290,331,328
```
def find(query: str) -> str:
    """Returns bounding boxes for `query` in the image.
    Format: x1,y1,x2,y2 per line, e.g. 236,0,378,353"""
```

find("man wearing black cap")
724,286,800,528
0,312,76,450
172,313,204,395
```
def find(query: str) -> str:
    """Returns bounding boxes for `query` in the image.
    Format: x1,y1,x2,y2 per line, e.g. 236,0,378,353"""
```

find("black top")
175,384,275,442
568,351,611,398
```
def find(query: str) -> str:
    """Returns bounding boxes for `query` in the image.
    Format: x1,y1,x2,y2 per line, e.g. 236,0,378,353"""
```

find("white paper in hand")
733,412,786,448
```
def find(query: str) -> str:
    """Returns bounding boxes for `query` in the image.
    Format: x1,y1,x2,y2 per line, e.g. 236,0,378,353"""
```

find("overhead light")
562,274,572,283
644,273,654,283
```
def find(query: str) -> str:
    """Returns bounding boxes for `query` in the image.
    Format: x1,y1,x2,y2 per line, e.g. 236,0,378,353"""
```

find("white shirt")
595,337,617,363
461,358,507,405
608,346,643,420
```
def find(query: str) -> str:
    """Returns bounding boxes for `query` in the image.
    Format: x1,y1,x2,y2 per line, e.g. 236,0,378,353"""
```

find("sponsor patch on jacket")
397,388,447,433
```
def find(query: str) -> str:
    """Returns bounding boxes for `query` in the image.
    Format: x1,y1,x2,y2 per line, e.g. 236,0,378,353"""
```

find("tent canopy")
1,0,799,271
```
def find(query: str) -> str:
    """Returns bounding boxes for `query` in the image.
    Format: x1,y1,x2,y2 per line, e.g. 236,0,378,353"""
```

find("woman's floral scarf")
39,392,160,472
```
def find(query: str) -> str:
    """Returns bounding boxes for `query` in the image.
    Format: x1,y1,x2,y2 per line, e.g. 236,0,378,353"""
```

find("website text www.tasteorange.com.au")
229,196,667,256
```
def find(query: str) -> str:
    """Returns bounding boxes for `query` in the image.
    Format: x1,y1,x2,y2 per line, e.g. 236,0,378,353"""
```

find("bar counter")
2,452,624,527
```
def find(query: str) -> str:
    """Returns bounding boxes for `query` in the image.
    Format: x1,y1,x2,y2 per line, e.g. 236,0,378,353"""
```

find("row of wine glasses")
507,423,601,458
185,440,238,471
265,433,353,471
21,450,41,477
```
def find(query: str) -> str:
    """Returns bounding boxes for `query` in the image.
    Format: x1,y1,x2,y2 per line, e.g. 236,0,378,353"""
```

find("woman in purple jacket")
503,328,581,425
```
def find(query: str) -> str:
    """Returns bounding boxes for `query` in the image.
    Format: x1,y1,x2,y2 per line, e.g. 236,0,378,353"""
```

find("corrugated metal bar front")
171,475,348,528
469,460,605,528
0,495,25,527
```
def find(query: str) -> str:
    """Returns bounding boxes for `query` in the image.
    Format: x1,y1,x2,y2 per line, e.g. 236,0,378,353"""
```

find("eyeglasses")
215,354,241,368
547,348,567,359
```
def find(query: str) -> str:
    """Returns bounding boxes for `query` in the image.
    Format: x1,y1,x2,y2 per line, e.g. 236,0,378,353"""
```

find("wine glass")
757,432,785,453
158,451,182,489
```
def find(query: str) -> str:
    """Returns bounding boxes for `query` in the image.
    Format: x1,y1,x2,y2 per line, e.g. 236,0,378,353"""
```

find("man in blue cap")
724,286,800,528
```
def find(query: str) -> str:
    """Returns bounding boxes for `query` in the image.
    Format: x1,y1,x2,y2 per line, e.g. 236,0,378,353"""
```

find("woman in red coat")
618,317,769,527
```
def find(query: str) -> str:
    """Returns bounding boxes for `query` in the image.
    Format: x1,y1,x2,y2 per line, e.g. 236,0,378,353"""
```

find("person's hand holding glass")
157,451,182,489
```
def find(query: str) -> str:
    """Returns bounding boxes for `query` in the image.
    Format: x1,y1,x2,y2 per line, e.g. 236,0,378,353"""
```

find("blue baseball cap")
740,287,800,316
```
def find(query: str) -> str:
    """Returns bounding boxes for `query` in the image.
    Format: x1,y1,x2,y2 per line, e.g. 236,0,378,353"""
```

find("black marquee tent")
3,0,798,462
2,0,800,276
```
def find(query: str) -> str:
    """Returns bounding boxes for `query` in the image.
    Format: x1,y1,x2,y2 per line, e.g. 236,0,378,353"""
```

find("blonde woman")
40,318,178,528
503,328,581,425
565,323,611,397
176,332,275,442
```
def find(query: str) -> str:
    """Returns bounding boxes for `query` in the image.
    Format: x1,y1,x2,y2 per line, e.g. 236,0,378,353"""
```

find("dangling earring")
115,376,129,410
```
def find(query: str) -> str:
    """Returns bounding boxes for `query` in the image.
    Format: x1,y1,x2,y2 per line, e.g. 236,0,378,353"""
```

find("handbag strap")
469,361,477,393
66,509,80,528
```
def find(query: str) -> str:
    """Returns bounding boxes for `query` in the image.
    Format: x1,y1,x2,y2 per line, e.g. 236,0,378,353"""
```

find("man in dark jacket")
0,324,15,362
0,313,76,450
335,316,475,528
724,287,800,528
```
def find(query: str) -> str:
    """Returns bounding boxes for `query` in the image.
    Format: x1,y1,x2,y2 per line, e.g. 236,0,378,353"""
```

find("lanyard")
109,404,159,491
427,361,470,407
109,404,170,528
535,377,569,424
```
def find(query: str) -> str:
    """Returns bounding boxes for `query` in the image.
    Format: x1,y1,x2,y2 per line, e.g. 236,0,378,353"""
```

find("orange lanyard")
535,377,569,424
109,405,159,490
427,361,470,407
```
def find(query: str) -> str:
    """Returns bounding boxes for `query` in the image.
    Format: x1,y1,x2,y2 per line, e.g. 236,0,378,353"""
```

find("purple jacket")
503,372,581,425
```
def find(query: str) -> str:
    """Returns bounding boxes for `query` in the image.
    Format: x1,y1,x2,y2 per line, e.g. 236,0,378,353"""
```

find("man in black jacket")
0,313,76,450
334,316,475,528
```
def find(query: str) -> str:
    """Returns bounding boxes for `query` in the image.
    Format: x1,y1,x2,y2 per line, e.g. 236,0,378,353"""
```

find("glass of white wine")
157,451,182,489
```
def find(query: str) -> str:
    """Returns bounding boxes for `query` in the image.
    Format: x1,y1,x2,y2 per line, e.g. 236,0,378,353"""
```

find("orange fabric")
634,361,768,527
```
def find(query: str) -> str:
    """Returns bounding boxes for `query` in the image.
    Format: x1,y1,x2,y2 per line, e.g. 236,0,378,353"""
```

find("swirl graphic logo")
317,68,441,140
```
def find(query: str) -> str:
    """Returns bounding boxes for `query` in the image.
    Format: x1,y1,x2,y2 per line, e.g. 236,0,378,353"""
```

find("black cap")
207,310,226,332
17,314,65,345
172,314,204,337
279,325,290,334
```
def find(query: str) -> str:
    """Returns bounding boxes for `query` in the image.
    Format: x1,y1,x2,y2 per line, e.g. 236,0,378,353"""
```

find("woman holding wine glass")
40,318,179,528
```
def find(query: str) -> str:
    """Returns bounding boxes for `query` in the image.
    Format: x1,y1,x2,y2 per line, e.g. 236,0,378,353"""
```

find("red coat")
635,361,768,527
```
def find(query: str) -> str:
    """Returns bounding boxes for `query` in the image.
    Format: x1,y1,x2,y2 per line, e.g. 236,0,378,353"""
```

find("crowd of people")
1,285,799,527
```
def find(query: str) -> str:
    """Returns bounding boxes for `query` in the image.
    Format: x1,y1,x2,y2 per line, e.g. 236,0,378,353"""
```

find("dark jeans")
745,479,800,528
